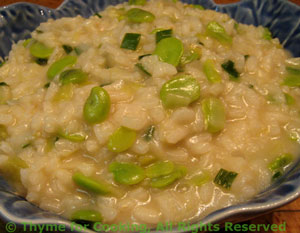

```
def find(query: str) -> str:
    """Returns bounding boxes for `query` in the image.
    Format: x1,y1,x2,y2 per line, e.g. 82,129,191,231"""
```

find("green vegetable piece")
150,166,186,188
44,83,50,89
129,0,146,6
190,172,210,186
126,8,155,23
138,54,151,60
234,22,239,30
62,45,73,54
160,75,201,109
94,13,102,18
206,21,232,45
83,86,110,124
143,125,155,141
180,50,200,66
138,154,156,166
263,27,272,40
71,210,103,223
72,172,111,195
221,60,240,80
47,56,77,80
203,59,221,83
22,143,31,149
156,29,172,43
0,125,8,141
214,168,238,189
283,75,300,87
35,30,43,34
53,83,73,102
109,162,145,185
0,82,8,86
154,37,184,66
286,67,300,75
135,63,151,76
59,69,88,85
272,171,283,181
0,84,11,104
23,38,34,48
284,93,295,105
202,97,226,133
29,41,54,59
121,33,141,51
59,131,86,142
107,127,136,153
244,55,250,60
145,161,174,178
45,136,59,152
268,154,293,172
189,4,204,10
35,58,48,66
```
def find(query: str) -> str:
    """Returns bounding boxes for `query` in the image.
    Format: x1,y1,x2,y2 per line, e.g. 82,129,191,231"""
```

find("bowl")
0,0,300,232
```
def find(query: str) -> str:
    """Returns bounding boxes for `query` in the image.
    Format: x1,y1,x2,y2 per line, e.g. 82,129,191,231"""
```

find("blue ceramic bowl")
0,0,300,232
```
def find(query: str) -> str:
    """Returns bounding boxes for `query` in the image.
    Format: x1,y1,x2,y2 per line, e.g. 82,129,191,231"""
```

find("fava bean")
203,59,221,83
29,41,54,58
58,131,86,142
59,69,88,85
126,8,155,23
154,37,183,66
150,165,186,188
109,162,145,185
160,75,201,108
129,0,146,5
202,97,226,133
53,84,73,102
107,126,136,153
206,21,232,45
47,56,77,80
71,210,103,222
145,161,174,178
83,87,110,124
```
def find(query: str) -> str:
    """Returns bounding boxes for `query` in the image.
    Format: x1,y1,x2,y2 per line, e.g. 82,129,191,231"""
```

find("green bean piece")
202,97,226,133
72,172,111,195
107,126,136,153
59,69,88,85
126,8,155,23
35,58,48,66
58,131,86,142
62,45,73,54
143,125,155,141
203,59,222,83
160,75,201,109
284,93,295,106
129,0,146,6
145,161,174,178
71,210,103,223
268,154,293,172
154,37,184,66
121,33,141,51
0,84,11,104
0,125,8,141
221,60,240,80
150,166,186,188
214,168,238,189
47,56,77,80
53,83,74,102
206,21,232,45
263,27,272,40
189,172,210,186
109,162,145,185
83,87,110,124
135,63,151,76
29,41,54,59
156,29,172,43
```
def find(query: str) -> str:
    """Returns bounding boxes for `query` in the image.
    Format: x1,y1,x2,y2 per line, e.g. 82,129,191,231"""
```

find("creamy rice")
0,0,300,228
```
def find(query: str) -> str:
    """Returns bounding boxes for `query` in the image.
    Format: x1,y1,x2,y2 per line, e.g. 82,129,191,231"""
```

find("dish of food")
0,0,300,231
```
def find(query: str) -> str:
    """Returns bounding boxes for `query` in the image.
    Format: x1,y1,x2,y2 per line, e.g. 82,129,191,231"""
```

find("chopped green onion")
202,97,226,133
154,37,184,66
203,59,221,83
160,75,201,109
0,82,8,86
244,55,250,60
59,69,88,85
47,56,77,80
272,171,283,181
0,125,8,141
214,168,238,189
0,60,6,67
29,41,54,59
58,131,86,142
71,210,102,223
107,126,136,153
35,58,48,66
138,54,151,60
263,27,272,40
109,162,145,185
121,33,141,51
143,125,155,141
94,13,102,18
72,172,112,195
35,29,43,34
62,45,73,54
83,86,110,124
135,63,151,76
128,0,146,6
284,93,295,106
126,8,155,23
206,21,232,45
268,154,293,172
22,143,31,149
156,29,172,43
145,161,174,178
221,60,240,80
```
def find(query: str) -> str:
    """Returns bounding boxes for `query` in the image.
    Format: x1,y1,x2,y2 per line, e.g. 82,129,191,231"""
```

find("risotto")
0,0,300,228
